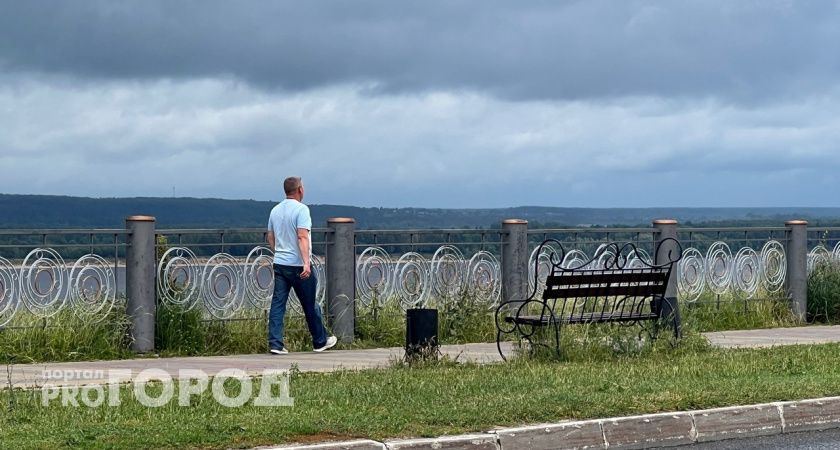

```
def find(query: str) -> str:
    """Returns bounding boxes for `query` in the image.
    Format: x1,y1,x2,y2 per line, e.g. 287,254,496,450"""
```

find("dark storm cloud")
2,1,840,208
1,0,839,102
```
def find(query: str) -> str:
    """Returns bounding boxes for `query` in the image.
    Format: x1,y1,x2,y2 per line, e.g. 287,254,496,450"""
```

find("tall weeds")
807,261,840,323
355,293,497,348
680,291,799,332
0,307,131,364
0,285,816,364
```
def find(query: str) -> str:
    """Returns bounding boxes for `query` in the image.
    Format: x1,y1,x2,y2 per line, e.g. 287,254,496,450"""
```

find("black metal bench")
495,239,682,359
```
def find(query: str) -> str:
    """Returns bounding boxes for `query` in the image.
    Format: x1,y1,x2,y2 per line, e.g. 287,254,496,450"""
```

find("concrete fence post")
785,219,808,321
326,217,355,343
501,219,529,306
125,215,156,353
653,219,682,338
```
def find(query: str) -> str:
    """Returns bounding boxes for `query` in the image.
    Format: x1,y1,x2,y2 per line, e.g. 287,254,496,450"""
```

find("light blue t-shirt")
267,199,312,266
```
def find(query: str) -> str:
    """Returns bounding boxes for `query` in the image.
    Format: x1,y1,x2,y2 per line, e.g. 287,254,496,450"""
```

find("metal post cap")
126,215,156,222
652,219,678,225
502,219,528,224
327,217,355,223
785,219,808,225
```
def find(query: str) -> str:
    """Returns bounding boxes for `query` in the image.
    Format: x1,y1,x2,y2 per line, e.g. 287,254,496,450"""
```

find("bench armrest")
495,298,557,333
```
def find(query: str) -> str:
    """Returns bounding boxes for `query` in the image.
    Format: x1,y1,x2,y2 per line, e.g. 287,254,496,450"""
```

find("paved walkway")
5,325,840,389
4,342,508,389
703,325,840,348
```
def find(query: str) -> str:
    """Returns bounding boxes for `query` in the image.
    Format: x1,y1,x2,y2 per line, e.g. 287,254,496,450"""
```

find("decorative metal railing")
353,229,504,310
525,227,791,304
807,227,840,274
674,228,789,302
676,240,786,301
0,229,127,327
154,228,328,319
5,222,840,329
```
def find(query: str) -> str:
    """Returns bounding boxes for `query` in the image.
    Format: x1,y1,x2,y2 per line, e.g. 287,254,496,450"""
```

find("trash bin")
405,308,439,359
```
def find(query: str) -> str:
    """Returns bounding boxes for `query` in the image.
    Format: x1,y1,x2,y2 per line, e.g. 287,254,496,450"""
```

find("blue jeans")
268,264,328,350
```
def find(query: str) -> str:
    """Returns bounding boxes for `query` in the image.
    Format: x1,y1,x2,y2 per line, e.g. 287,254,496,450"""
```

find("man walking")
266,176,337,354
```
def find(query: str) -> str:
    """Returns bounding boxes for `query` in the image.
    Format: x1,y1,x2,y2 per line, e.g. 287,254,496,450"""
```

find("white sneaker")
313,336,338,352
270,348,289,355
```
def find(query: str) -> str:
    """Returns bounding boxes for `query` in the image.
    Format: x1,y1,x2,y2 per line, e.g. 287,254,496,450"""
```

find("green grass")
354,294,497,349
155,304,271,356
680,292,800,332
154,294,499,357
3,342,840,449
808,261,840,323
0,281,809,364
0,292,501,363
170,291,798,358
0,308,132,364
0,290,803,363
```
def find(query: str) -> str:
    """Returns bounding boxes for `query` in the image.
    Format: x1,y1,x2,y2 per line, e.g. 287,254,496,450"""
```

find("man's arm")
266,231,275,251
297,228,311,278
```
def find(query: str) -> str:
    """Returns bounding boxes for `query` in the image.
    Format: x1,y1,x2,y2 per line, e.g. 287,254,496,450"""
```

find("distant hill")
2,194,840,229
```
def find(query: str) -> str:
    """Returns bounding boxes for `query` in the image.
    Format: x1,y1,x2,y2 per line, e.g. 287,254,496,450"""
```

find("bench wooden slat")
546,270,668,287
542,284,667,299
505,311,659,326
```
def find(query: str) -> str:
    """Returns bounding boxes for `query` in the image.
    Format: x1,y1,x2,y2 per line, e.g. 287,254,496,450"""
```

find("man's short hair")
284,177,302,195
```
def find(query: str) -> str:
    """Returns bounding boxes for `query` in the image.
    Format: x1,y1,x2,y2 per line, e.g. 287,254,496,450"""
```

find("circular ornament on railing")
69,254,117,322
431,245,467,301
760,240,786,293
356,247,394,308
157,247,202,311
733,247,760,298
593,244,619,269
678,247,706,302
0,256,18,327
312,254,327,308
245,246,274,309
394,252,430,310
808,245,832,274
626,247,653,269
528,242,561,295
20,248,68,318
202,253,244,319
561,249,589,270
467,251,501,308
705,242,733,295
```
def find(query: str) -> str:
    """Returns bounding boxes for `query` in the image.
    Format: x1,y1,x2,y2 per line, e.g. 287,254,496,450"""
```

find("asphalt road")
681,428,840,449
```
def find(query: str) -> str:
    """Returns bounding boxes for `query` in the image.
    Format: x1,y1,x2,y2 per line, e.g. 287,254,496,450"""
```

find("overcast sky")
1,0,839,208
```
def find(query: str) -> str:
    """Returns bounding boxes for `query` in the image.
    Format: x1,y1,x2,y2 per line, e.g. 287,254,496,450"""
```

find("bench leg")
551,321,562,358
496,325,562,360
662,296,681,339
647,298,682,347
652,296,682,341
520,322,562,359
496,329,508,361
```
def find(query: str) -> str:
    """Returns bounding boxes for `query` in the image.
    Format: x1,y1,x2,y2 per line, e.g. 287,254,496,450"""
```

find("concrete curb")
258,440,385,450
693,403,781,442
385,434,499,449
257,396,840,450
